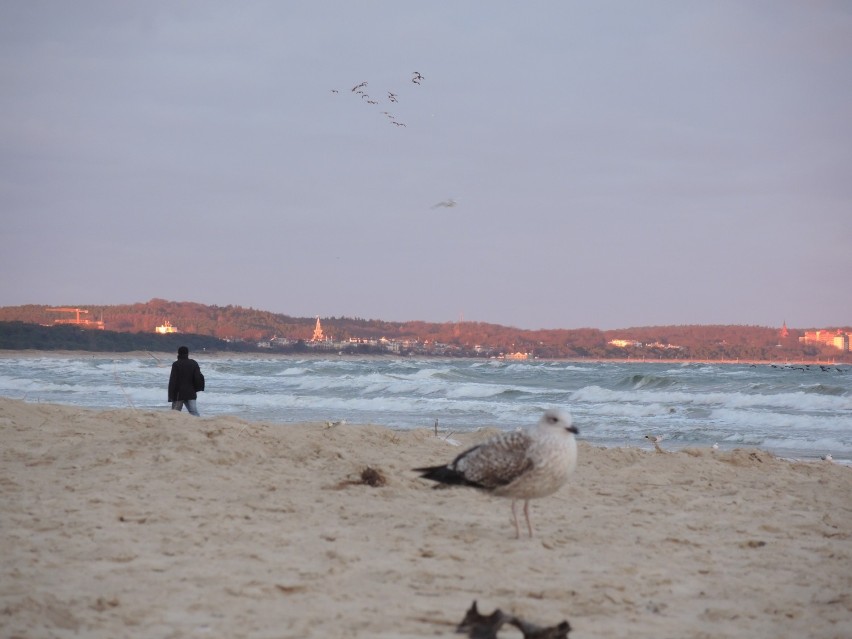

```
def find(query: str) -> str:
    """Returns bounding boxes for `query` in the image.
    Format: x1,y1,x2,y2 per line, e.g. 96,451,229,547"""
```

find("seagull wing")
452,431,535,489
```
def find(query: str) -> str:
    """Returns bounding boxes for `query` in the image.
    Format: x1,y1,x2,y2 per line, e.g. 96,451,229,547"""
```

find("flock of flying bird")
331,72,456,209
330,71,425,128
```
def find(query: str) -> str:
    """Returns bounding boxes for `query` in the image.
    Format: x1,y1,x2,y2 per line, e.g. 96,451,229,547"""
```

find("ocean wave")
800,384,847,396
616,374,678,390
571,384,852,412
276,367,310,377
761,436,852,454
2,356,851,461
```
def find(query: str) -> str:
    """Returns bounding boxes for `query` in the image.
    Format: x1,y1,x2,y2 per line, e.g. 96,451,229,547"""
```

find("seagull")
412,71,424,84
712,442,719,451
330,89,339,93
414,409,579,538
351,81,368,92
645,434,664,453
431,198,457,209
387,91,398,103
821,454,833,462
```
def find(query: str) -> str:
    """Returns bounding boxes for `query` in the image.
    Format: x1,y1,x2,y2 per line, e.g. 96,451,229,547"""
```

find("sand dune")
1,398,850,638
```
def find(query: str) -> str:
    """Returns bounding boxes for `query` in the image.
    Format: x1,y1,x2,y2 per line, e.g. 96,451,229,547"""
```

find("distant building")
609,339,642,348
799,330,850,352
155,321,178,334
647,341,683,351
311,317,326,342
779,322,789,338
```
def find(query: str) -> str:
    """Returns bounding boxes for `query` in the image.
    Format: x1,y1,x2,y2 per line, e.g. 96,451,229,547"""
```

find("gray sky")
2,1,850,330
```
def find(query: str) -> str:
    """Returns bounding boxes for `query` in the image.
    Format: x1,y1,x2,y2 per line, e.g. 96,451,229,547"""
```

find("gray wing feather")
453,431,534,488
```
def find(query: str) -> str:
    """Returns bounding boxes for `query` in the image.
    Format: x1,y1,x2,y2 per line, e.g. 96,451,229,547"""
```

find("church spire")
311,316,325,342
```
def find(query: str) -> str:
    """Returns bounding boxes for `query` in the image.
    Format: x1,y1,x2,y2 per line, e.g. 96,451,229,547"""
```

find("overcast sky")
1,2,850,330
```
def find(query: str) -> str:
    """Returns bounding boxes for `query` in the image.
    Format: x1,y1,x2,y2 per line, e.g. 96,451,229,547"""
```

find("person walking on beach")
168,346,205,416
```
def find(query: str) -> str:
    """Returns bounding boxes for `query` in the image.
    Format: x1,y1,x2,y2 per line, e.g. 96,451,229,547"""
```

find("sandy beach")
1,398,850,638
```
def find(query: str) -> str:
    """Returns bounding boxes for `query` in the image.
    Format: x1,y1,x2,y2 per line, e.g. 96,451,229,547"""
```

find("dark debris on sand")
336,466,388,489
457,600,572,639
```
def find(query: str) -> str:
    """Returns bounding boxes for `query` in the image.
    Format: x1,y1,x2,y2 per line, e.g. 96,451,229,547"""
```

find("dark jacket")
168,355,205,402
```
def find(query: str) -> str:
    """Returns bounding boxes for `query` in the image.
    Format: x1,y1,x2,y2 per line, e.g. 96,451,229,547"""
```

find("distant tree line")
0,322,255,354
0,301,848,361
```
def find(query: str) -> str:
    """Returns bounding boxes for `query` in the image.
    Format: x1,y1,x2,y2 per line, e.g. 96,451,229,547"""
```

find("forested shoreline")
0,300,848,362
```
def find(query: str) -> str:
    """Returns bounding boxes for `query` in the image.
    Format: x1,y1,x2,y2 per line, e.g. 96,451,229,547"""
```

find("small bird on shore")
414,409,578,538
645,434,664,453
821,453,833,462
712,442,719,451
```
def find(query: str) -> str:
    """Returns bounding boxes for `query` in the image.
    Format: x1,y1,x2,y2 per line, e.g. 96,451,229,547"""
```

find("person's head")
177,346,189,359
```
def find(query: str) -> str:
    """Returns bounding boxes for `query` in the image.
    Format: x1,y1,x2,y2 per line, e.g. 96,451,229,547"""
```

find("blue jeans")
171,399,200,416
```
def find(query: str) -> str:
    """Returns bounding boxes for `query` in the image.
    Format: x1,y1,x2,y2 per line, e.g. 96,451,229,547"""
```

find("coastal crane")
46,307,105,329
47,307,90,324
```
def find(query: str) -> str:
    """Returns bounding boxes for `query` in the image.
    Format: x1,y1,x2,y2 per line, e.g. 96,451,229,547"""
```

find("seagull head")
539,409,578,435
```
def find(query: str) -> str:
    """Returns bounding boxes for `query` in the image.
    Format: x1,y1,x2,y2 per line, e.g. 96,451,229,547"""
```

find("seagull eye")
547,416,558,424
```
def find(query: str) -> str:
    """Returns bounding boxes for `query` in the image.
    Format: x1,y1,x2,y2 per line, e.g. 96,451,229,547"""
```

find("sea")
1,354,850,464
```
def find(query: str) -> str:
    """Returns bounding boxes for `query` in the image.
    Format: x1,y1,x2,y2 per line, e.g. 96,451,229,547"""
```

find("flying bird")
431,198,457,209
414,409,579,538
388,91,398,103
351,81,368,92
412,71,424,84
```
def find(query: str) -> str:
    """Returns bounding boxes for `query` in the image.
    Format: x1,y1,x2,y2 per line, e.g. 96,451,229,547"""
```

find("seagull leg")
511,500,521,539
523,499,534,537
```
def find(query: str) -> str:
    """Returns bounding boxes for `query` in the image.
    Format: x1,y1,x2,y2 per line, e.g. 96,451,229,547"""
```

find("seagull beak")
567,426,579,435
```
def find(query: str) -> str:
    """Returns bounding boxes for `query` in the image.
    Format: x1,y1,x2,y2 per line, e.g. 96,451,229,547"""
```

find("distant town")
259,318,850,361
0,302,848,363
